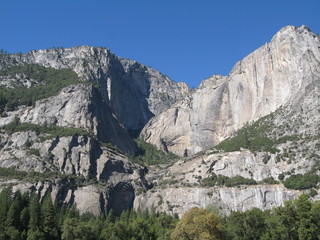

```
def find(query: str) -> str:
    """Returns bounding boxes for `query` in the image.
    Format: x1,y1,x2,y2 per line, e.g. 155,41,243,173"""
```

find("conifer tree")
27,193,45,240
0,188,12,228
42,193,58,240
28,193,41,231
6,191,22,228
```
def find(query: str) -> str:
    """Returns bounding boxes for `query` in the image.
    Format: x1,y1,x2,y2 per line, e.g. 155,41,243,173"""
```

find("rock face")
0,165,139,216
141,25,320,156
0,25,319,218
2,46,189,132
133,148,314,217
134,185,300,217
21,84,136,154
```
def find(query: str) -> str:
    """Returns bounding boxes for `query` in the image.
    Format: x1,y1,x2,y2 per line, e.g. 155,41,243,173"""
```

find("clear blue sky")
1,0,319,88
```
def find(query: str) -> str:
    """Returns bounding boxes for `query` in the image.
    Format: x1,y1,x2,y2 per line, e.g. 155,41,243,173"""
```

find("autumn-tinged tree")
171,207,223,240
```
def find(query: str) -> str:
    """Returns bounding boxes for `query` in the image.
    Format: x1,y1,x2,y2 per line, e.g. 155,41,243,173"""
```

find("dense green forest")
0,188,319,240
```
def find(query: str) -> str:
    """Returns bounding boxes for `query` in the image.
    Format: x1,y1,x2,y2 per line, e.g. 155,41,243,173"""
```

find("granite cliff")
141,25,320,156
0,25,319,217
0,46,189,133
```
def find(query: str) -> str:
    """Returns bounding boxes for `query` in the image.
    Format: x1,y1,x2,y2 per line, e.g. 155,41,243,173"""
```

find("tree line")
0,187,320,239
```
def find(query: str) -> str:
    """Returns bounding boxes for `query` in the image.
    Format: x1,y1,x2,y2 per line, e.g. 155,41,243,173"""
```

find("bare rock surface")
2,46,189,132
141,25,320,156
134,185,300,217
0,25,319,217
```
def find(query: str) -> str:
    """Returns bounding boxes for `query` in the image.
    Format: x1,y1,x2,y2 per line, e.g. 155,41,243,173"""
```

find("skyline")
1,0,319,88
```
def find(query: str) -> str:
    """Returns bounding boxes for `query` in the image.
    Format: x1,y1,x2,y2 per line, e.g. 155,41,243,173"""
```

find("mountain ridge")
0,25,319,217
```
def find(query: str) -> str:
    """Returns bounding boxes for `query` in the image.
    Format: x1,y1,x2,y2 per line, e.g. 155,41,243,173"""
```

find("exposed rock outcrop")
0,25,319,218
1,46,189,132
1,178,138,216
134,185,300,217
141,25,320,156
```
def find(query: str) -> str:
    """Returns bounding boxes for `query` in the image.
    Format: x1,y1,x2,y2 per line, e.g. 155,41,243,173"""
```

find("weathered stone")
134,185,300,217
141,25,320,156
0,25,319,218
3,46,189,132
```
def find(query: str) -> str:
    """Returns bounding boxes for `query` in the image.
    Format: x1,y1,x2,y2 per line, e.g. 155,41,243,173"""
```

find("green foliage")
0,167,84,183
225,175,257,187
0,167,28,180
259,177,279,185
131,138,178,166
171,207,223,240
42,194,58,240
284,173,319,190
223,195,320,240
309,189,318,197
0,64,81,113
0,187,178,240
0,187,12,229
278,173,285,181
1,187,320,239
201,173,256,187
135,187,144,196
26,148,40,157
225,208,267,240
99,142,123,154
215,113,300,153
2,118,93,139
28,194,41,232
6,191,22,228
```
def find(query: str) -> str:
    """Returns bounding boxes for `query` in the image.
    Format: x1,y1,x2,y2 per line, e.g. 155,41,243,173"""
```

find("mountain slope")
0,25,319,218
0,46,189,133
141,25,320,156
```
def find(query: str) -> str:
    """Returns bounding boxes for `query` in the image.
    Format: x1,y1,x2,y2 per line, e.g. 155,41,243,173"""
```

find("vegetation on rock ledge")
0,64,81,113
2,118,93,139
215,113,301,153
130,138,178,166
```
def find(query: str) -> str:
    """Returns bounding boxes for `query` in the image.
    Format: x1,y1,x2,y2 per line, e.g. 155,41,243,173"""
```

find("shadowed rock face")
141,25,320,156
0,25,319,217
2,46,189,133
0,45,187,216
18,84,137,154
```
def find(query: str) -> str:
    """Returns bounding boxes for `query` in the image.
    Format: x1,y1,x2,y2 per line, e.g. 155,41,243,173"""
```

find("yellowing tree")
171,207,223,240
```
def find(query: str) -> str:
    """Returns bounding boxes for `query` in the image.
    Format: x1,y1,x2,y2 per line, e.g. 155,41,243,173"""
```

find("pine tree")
28,193,41,231
20,207,29,232
0,188,12,227
41,193,58,240
295,194,317,240
6,191,22,228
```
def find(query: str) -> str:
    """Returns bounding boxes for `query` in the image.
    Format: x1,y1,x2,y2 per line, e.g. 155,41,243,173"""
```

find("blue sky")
1,0,319,88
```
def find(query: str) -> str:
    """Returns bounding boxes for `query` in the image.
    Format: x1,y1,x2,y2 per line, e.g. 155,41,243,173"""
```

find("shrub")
130,138,177,166
135,188,144,196
259,177,279,185
309,189,318,197
278,173,285,181
216,175,230,186
225,175,257,187
215,113,298,153
2,118,93,139
201,174,256,187
284,174,319,190
201,173,218,187
27,148,40,156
